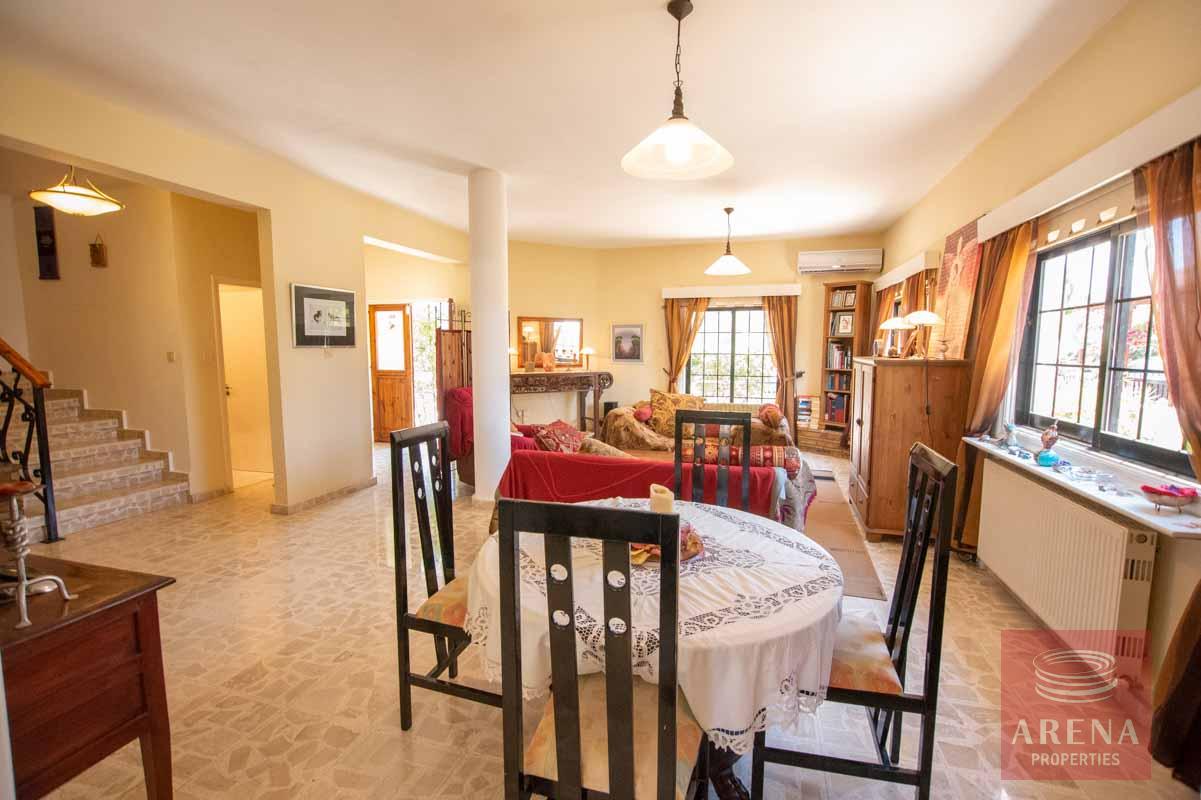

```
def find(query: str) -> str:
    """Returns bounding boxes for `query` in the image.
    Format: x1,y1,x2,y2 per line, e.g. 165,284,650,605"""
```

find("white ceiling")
0,0,1126,248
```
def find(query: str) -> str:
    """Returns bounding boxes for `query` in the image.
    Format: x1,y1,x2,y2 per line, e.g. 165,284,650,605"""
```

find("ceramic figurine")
1037,421,1060,466
1004,422,1019,449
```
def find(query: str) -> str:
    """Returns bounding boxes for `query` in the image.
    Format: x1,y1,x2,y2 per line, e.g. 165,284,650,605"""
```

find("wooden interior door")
370,304,414,442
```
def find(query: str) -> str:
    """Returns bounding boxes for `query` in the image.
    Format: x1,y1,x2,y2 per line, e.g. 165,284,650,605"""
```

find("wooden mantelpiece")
1,556,175,799
510,371,613,433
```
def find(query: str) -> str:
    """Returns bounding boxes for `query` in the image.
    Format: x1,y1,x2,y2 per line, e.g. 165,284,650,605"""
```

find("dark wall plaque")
33,206,59,280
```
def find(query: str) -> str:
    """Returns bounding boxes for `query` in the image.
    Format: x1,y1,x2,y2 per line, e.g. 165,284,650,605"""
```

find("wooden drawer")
848,476,869,524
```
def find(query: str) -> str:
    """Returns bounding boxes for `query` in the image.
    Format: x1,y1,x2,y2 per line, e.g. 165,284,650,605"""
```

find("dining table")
466,496,846,761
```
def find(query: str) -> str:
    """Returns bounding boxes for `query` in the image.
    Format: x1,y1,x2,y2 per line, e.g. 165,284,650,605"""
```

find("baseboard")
189,487,231,504
270,476,378,515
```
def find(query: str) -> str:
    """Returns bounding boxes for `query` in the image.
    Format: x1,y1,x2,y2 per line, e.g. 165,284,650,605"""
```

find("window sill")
966,431,1201,539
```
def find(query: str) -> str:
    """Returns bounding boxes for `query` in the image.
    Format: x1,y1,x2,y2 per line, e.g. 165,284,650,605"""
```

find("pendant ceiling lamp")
621,0,733,181
705,207,750,276
29,166,124,216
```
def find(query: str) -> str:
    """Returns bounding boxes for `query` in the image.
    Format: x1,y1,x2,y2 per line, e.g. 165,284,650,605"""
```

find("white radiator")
978,459,1157,668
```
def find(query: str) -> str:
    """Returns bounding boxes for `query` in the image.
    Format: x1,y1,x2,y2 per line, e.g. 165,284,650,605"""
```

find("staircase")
2,338,190,540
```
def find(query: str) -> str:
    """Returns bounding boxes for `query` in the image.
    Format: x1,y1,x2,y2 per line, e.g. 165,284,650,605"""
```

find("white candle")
649,483,675,515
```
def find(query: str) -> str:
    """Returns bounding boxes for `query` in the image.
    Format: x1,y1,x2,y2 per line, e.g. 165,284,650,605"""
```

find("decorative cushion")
649,390,705,438
413,575,470,629
510,420,520,433
758,403,784,429
579,438,635,459
633,404,653,424
525,673,703,799
829,613,903,695
534,420,586,453
677,443,802,479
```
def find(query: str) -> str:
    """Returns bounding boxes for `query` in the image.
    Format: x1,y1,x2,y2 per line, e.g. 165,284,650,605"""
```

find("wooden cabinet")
848,357,970,539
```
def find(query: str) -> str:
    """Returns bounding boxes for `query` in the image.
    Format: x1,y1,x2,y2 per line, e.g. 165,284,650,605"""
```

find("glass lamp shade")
621,117,733,180
905,309,943,327
580,346,596,356
705,253,751,276
29,169,124,216
879,315,917,331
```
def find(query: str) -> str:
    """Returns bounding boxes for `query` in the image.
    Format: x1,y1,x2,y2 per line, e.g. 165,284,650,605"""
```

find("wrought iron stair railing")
0,337,59,542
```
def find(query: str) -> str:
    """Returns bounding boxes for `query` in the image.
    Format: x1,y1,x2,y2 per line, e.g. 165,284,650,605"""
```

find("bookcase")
820,280,873,433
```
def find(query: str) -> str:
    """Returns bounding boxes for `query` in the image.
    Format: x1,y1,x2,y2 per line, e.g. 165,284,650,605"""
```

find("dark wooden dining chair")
391,422,501,730
497,498,710,800
672,409,752,512
750,442,957,800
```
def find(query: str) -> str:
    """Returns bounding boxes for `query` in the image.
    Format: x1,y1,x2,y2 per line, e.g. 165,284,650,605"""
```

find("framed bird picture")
292,283,357,347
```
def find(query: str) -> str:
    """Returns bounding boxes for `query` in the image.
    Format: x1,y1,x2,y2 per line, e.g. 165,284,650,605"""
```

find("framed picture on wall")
292,283,357,347
611,323,643,363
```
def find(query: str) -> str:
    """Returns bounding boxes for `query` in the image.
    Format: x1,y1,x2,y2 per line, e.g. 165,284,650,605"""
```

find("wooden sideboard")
1,556,175,799
510,370,613,434
848,357,970,539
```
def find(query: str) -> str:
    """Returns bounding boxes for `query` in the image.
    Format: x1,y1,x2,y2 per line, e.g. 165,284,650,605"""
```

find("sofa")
601,390,792,452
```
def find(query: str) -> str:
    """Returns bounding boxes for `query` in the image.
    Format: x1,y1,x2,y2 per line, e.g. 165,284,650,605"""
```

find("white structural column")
468,168,510,500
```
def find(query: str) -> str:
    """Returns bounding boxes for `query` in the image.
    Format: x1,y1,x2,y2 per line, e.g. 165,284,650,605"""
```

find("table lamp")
879,315,915,358
581,346,595,371
903,309,943,358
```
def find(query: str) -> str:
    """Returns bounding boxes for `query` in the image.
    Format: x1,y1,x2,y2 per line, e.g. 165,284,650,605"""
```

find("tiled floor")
33,446,1193,799
231,470,274,490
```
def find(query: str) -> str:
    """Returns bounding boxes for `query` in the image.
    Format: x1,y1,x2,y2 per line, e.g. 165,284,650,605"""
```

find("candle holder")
0,482,75,629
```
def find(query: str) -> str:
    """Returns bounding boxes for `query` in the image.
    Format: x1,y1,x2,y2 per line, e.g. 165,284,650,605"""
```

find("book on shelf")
826,342,850,370
824,392,848,424
797,395,815,429
826,373,850,391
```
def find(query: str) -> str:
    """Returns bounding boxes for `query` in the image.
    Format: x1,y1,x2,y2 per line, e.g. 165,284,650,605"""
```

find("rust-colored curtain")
1138,138,1201,790
899,269,938,352
873,286,897,353
764,295,798,435
952,221,1037,547
664,298,710,391
1134,139,1201,478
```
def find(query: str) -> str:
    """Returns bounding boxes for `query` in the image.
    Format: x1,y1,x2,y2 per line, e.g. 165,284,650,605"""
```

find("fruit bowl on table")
631,520,705,564
1140,484,1198,512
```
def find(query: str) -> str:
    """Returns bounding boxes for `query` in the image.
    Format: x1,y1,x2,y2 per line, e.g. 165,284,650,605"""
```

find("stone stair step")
44,394,82,422
5,414,121,451
28,437,144,471
25,478,190,537
50,456,168,502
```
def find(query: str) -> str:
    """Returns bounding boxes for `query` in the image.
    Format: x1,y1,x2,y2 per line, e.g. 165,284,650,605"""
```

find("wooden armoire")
848,357,971,540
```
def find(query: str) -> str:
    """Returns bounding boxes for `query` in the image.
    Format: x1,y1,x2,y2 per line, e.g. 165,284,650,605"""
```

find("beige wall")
0,57,469,510
882,0,1201,267
171,193,262,495
0,195,29,355
364,244,470,306
0,149,193,469
218,285,273,474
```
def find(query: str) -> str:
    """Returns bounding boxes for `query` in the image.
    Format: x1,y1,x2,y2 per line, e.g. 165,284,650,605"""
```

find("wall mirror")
516,316,583,368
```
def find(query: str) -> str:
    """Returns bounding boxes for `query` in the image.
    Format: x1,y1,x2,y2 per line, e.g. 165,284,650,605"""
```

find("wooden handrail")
0,336,50,389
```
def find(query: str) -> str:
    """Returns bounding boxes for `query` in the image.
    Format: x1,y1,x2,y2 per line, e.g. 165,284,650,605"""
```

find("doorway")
217,284,273,489
370,304,414,441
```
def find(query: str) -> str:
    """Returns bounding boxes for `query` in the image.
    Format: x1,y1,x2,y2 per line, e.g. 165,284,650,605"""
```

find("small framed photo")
292,283,357,347
845,289,857,307
611,323,644,363
835,312,855,336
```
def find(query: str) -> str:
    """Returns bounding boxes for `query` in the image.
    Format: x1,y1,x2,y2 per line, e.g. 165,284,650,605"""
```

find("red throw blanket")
444,387,474,460
498,449,776,518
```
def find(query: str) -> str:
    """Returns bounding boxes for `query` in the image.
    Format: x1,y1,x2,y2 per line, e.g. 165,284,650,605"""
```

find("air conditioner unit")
796,248,883,274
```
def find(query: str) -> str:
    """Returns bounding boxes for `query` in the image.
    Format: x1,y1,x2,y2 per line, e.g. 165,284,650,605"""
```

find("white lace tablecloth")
466,498,844,754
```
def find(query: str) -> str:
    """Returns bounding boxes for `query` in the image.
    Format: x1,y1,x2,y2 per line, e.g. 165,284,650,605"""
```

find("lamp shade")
580,346,596,356
29,167,124,216
705,253,751,276
905,309,943,326
879,315,916,331
621,117,733,181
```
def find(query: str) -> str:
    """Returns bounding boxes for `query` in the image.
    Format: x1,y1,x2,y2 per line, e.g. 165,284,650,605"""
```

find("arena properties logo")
1001,629,1151,781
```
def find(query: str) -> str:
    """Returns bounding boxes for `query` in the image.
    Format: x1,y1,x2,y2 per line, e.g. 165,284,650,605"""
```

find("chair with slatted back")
672,409,752,512
750,442,957,800
497,498,710,800
391,422,501,730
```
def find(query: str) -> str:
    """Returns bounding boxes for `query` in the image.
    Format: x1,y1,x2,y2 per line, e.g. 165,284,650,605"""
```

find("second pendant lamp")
705,207,750,276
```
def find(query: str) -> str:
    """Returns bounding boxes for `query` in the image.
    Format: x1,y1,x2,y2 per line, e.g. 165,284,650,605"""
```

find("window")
1016,221,1192,476
684,307,777,404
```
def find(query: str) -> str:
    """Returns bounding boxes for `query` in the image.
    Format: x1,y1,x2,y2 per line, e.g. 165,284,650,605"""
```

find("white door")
218,285,273,477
